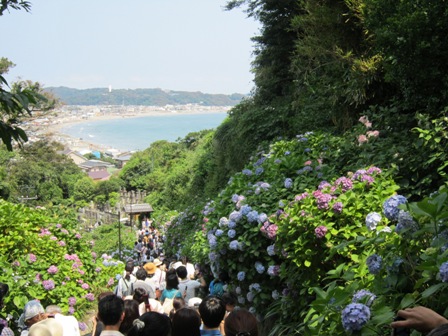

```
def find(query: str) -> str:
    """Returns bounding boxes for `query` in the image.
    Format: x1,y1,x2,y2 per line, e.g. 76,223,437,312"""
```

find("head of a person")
221,292,237,312
119,299,140,335
218,271,230,283
22,300,46,328
166,272,179,290
172,308,201,336
133,287,149,305
198,296,226,329
175,266,188,280
45,305,62,315
135,268,147,281
97,295,124,327
172,297,185,312
125,261,134,273
98,291,115,301
181,256,188,265
224,309,259,336
128,312,172,336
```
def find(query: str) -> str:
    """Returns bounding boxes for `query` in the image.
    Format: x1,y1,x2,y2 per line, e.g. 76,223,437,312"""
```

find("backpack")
115,277,134,298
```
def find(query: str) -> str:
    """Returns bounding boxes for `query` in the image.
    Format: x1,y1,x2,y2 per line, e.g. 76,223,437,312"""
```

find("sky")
0,1,259,94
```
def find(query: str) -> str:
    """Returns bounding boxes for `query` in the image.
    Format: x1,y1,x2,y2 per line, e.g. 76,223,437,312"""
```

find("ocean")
60,112,228,151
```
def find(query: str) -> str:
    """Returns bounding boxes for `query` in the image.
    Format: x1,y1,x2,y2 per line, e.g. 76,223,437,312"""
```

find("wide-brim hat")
153,258,163,267
143,262,156,274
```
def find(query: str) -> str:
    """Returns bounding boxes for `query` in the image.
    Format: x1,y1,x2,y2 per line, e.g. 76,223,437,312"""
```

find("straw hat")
153,258,163,267
143,262,156,275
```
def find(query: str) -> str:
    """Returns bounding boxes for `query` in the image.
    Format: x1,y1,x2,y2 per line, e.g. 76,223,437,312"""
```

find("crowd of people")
2,223,448,335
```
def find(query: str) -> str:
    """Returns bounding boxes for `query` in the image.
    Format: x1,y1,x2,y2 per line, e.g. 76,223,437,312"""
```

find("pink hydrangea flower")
315,226,328,239
47,265,59,274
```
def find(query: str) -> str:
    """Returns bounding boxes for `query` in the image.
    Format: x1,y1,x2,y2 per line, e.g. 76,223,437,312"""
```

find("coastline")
34,106,230,153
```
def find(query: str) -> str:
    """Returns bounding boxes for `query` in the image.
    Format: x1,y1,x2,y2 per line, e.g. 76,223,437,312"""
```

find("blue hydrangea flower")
279,200,285,207
238,296,245,305
208,234,217,248
254,157,266,166
366,254,382,275
228,220,236,229
255,261,265,274
219,217,229,228
249,283,261,292
272,290,280,300
365,212,382,231
209,252,217,262
242,169,253,176
255,167,264,175
284,178,293,189
246,292,255,302
231,194,239,203
215,229,224,237
274,159,282,164
395,210,418,234
267,244,276,256
352,290,376,306
383,195,407,221
228,229,236,239
237,271,246,281
247,210,259,223
341,303,371,332
240,205,252,215
229,240,239,250
439,262,448,282
259,182,271,189
229,211,243,223
285,151,291,155
235,286,242,295
115,274,122,281
258,213,268,223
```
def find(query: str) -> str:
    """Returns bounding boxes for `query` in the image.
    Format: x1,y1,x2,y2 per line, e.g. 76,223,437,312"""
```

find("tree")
0,0,30,16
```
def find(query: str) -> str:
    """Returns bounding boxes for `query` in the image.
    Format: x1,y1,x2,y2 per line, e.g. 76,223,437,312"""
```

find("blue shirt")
200,330,222,336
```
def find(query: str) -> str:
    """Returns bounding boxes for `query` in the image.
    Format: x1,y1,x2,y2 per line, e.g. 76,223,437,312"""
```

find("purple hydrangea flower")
366,254,382,275
95,267,102,273
228,229,236,239
47,265,59,274
383,195,407,221
312,190,333,210
68,307,75,315
365,212,382,231
341,303,371,331
255,262,265,274
68,297,76,306
333,202,343,214
318,181,331,190
75,233,81,239
352,290,376,306
315,226,328,239
284,178,293,189
43,280,55,290
78,322,87,331
81,283,90,290
237,271,245,281
334,177,353,192
28,254,37,263
439,262,448,282
85,293,95,302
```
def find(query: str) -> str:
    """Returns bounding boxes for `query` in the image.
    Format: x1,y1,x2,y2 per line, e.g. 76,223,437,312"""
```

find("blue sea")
60,113,228,151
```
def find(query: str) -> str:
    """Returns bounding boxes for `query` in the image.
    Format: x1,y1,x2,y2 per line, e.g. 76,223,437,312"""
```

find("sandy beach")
33,105,230,153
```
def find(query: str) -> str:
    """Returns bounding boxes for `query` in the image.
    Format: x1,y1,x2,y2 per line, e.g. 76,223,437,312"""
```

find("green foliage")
0,200,122,328
0,0,31,16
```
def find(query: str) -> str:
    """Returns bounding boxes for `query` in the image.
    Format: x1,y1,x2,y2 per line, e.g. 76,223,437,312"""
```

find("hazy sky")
0,1,259,94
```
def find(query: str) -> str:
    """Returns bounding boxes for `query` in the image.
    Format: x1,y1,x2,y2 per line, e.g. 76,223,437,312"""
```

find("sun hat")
153,258,163,267
143,262,156,275
29,318,63,336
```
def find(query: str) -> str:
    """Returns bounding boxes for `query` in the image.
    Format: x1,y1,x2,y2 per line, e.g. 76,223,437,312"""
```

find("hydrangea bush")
0,200,122,330
165,132,448,335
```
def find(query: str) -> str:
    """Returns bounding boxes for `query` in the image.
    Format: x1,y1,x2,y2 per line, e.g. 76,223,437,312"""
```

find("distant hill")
45,87,246,106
